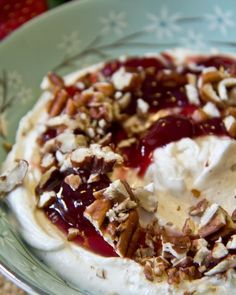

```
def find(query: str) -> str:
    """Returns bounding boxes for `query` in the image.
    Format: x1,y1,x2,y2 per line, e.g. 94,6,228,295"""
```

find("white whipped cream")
3,52,236,294
146,136,236,229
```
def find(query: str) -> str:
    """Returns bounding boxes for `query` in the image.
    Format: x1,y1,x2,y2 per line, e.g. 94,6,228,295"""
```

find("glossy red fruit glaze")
65,85,81,97
122,115,228,175
193,55,236,74
39,169,117,257
41,128,57,142
102,56,167,77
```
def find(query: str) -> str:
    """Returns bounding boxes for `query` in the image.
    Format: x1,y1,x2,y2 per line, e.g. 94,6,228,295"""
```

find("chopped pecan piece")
37,191,56,208
132,184,158,213
67,228,80,241
232,209,236,222
205,255,236,276
65,99,77,116
144,261,154,281
47,72,64,88
41,153,55,170
94,82,115,96
189,199,208,216
96,268,107,279
71,144,123,173
64,174,82,191
116,210,139,257
84,199,112,228
182,218,195,236
212,242,228,259
226,234,236,249
84,179,140,257
198,205,236,240
49,89,68,117
198,207,226,238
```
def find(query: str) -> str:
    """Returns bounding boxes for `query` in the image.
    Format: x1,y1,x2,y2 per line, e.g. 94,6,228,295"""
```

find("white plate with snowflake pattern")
0,0,236,293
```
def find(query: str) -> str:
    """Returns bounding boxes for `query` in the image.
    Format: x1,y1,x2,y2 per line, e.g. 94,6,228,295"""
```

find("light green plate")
1,0,236,293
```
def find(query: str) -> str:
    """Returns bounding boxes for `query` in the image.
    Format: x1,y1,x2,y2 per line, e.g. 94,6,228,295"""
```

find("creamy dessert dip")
2,50,236,294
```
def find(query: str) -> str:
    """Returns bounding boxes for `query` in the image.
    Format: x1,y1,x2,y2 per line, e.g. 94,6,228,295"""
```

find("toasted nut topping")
67,228,80,241
96,268,107,279
106,198,137,223
199,206,227,238
224,106,236,118
193,244,210,266
117,92,131,109
199,203,219,227
191,109,208,123
65,99,77,116
205,255,236,276
49,89,68,117
56,132,78,153
212,242,228,259
116,210,139,257
137,98,150,116
144,261,154,281
201,68,226,84
0,160,28,197
132,184,158,213
232,209,236,222
37,191,56,208
94,82,115,97
38,166,57,189
189,199,208,216
117,138,136,149
103,179,131,200
223,116,236,137
111,67,135,91
201,83,221,104
87,173,100,183
64,174,82,191
218,78,236,101
47,72,64,88
226,234,236,249
41,153,55,169
84,199,112,228
182,218,195,236
202,102,220,118
185,84,200,105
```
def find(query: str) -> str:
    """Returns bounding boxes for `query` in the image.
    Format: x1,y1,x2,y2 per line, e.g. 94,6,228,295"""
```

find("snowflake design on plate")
7,71,23,90
206,6,235,35
100,11,127,35
18,87,33,105
58,31,81,56
146,7,181,39
181,30,205,50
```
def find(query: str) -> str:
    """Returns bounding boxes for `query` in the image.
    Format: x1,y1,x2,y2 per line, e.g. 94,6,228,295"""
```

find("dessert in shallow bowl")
1,0,236,294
